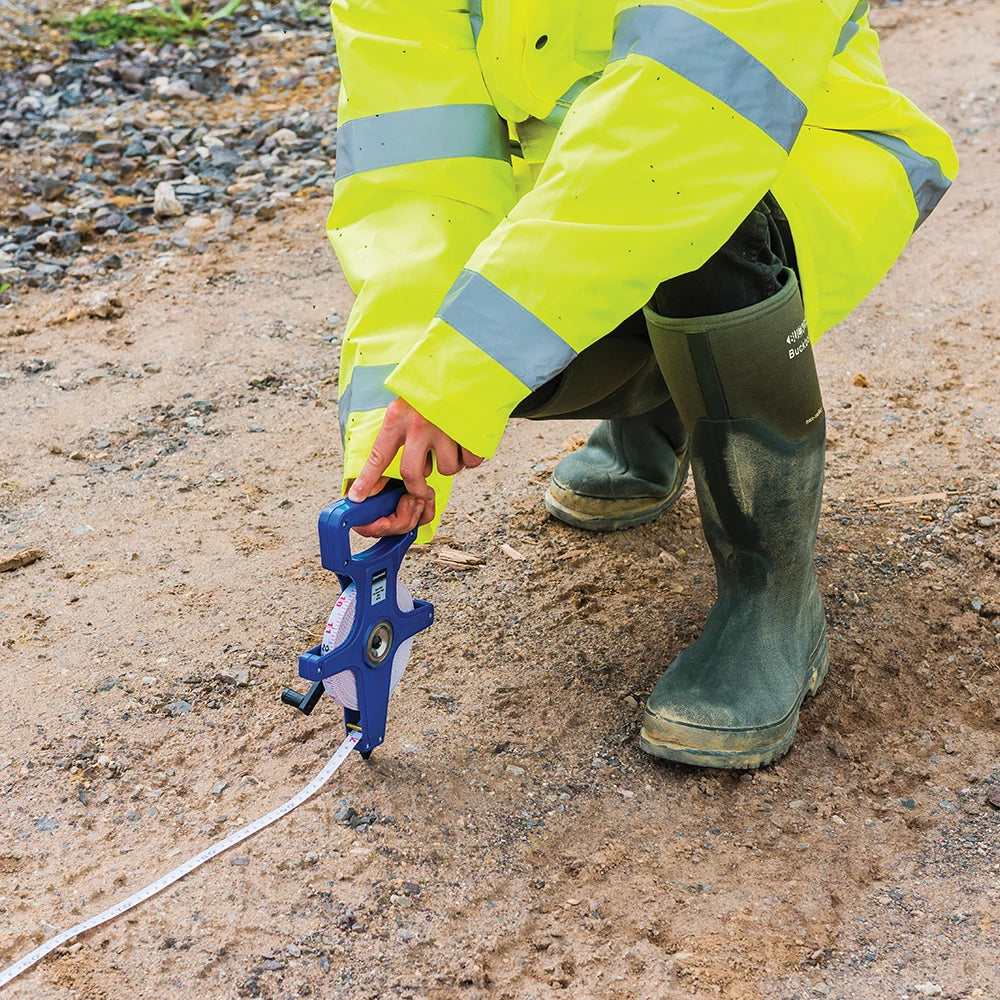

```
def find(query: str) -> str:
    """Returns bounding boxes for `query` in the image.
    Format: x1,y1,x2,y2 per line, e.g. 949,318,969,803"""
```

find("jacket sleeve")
327,0,517,537
385,0,858,460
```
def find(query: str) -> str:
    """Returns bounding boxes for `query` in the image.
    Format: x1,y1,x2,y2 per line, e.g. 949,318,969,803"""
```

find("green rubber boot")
544,402,690,531
640,272,828,769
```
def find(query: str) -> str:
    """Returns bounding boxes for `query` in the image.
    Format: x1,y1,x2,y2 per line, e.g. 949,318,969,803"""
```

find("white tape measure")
321,580,414,710
0,731,361,990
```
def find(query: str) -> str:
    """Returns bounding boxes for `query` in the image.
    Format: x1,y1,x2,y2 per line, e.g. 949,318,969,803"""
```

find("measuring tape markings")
0,731,361,991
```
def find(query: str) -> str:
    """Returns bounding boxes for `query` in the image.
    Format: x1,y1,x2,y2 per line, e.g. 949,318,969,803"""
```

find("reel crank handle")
281,681,325,715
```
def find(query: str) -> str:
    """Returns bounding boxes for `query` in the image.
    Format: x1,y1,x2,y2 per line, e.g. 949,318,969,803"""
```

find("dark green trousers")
512,194,796,421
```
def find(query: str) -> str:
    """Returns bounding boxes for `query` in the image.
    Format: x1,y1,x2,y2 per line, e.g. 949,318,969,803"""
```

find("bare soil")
2,3,999,999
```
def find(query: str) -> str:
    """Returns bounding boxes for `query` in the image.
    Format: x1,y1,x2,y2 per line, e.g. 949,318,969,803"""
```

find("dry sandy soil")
2,2,999,998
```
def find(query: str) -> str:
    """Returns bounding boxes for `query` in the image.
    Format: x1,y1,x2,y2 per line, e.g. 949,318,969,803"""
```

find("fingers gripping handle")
284,483,434,756
318,483,413,575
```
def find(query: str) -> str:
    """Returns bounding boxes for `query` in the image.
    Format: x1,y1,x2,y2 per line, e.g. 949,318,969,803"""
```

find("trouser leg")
516,196,794,532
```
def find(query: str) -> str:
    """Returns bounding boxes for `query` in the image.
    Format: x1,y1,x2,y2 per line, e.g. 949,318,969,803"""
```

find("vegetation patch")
66,0,245,46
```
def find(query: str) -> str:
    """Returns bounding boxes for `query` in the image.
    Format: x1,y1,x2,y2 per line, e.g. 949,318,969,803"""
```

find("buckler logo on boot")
786,320,810,360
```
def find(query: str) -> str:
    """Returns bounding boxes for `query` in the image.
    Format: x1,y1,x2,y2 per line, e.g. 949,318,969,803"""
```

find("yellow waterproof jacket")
327,0,957,536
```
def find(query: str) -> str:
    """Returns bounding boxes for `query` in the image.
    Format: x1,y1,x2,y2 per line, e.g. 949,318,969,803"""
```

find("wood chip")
555,549,585,562
500,543,525,561
861,492,949,508
0,547,44,572
431,546,485,570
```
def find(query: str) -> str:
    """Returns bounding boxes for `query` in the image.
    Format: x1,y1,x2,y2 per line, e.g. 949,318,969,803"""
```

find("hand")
346,398,483,537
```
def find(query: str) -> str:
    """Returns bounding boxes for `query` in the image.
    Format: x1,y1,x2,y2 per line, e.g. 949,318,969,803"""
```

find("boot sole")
638,631,830,770
543,455,690,532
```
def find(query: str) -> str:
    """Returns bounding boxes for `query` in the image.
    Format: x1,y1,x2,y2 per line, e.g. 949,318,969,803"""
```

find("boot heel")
807,632,830,696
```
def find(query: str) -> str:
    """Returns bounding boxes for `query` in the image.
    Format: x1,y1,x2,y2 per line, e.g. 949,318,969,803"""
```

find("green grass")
67,0,245,46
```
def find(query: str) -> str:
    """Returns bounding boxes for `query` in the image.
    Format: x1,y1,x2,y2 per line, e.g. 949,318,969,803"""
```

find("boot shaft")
645,270,823,443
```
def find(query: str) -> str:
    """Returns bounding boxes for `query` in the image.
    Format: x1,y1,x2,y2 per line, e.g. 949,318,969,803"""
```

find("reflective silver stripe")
834,0,869,56
544,72,603,128
436,269,576,390
469,0,483,42
339,364,397,443
609,6,806,153
848,130,951,230
335,104,509,181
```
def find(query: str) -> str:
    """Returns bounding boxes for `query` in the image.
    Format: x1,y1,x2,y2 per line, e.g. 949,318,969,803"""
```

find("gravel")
0,1,338,298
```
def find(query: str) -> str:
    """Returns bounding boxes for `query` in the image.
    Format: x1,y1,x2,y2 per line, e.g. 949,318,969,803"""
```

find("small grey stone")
229,856,251,866
285,943,301,957
56,231,82,254
317,956,330,973
211,780,229,797
36,816,60,831
20,203,52,223
166,700,192,716
37,177,67,201
210,146,244,168
95,676,119,692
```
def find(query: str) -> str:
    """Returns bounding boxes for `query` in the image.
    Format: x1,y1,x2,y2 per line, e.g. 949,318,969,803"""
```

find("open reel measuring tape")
282,482,434,756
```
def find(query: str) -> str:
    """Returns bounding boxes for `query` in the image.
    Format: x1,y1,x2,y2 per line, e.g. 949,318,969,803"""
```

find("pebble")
154,181,186,218
166,699,193,716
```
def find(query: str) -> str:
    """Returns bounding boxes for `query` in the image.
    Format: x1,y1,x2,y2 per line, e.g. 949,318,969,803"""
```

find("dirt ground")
2,3,999,999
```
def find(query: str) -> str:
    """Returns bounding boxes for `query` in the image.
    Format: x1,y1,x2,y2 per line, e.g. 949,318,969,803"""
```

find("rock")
165,700,193,716
271,128,299,147
37,177,67,200
56,230,83,254
210,146,244,169
35,816,60,831
912,985,942,997
154,181,186,218
20,203,52,223
211,781,229,797
85,289,125,319
93,211,127,232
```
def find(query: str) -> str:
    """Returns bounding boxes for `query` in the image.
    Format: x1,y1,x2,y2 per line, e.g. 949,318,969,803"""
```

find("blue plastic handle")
294,483,434,756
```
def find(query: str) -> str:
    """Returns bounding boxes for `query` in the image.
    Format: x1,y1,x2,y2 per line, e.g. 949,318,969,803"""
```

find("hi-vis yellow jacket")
327,0,957,536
